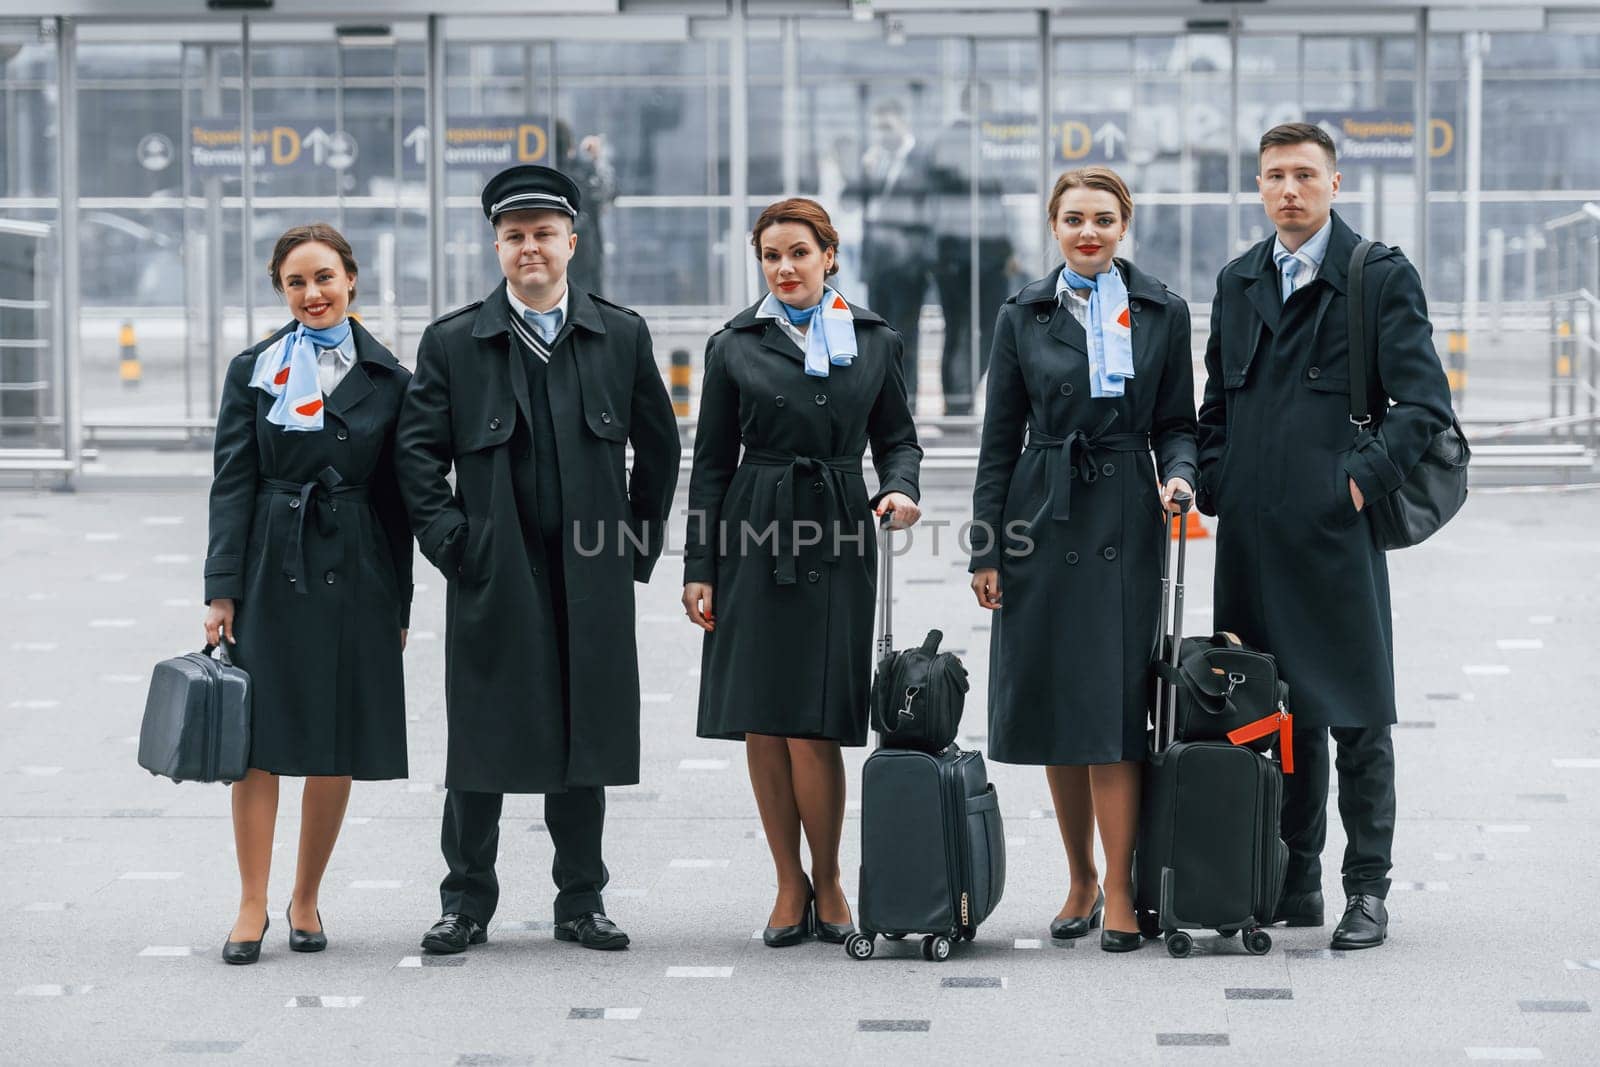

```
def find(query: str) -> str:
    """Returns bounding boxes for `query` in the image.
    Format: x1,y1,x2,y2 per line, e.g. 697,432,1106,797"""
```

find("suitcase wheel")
1243,927,1272,956
845,932,876,960
1165,931,1194,958
883,932,906,941
959,925,976,942
921,935,952,962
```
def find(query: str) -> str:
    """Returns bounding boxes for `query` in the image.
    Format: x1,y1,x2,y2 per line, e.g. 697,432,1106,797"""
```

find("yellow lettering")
1060,121,1091,161
1429,118,1454,158
272,126,300,166
518,124,547,162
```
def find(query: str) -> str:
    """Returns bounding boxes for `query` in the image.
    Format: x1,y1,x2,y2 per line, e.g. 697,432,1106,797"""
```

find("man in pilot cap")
397,164,680,953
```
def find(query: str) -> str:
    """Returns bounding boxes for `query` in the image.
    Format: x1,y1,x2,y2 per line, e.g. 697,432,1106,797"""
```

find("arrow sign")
304,127,331,165
404,125,428,165
1093,121,1126,158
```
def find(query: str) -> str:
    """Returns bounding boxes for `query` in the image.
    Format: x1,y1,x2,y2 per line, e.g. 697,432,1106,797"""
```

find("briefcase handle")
200,643,236,667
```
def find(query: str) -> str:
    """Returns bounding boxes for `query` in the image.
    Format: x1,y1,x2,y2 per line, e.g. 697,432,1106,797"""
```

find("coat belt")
260,466,368,595
1024,412,1150,522
741,448,863,586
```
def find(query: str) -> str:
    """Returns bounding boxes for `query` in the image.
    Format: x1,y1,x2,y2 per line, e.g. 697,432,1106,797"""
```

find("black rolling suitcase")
846,521,1005,963
138,644,252,784
1133,495,1288,957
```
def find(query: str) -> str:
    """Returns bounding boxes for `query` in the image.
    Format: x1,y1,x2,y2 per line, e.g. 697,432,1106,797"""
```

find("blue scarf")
248,318,353,431
1058,265,1135,398
772,287,857,378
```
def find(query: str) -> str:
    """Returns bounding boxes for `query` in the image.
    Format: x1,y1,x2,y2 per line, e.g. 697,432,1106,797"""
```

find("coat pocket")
452,412,513,456
584,406,628,442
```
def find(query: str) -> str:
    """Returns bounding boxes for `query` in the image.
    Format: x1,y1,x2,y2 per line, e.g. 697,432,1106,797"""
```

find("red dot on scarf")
295,398,324,417
1117,307,1131,329
274,366,291,386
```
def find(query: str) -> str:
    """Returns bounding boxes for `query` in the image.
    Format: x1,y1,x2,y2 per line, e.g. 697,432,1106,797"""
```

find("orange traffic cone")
1172,510,1208,539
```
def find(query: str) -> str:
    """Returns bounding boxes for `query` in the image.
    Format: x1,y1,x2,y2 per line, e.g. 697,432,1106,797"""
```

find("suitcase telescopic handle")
1155,491,1193,751
875,511,894,661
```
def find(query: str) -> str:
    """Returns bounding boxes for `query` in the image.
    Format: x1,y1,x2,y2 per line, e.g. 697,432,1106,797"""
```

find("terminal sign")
1305,110,1455,168
188,118,357,174
978,112,1131,167
402,119,550,170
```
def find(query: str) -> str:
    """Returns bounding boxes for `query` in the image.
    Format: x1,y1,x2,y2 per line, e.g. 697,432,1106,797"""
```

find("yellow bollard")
1445,330,1468,397
118,321,141,386
669,348,691,418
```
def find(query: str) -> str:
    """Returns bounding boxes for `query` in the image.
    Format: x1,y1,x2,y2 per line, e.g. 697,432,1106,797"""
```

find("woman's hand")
1160,477,1194,513
971,568,1002,610
204,598,236,646
683,583,715,632
875,492,921,530
400,629,409,651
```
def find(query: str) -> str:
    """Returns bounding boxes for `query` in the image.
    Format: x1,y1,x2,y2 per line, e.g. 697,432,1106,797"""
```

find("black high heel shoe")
287,903,327,953
1100,928,1144,953
222,915,269,965
814,896,856,945
1049,888,1105,940
762,883,816,948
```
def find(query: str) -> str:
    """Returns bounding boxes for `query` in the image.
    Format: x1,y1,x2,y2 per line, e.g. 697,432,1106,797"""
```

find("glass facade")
1,8,1598,473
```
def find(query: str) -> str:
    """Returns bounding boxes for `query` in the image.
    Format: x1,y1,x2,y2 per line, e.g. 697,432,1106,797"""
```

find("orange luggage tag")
1226,702,1294,774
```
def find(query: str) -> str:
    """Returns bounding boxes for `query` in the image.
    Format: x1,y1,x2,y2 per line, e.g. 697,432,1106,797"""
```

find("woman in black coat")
202,224,413,964
970,168,1197,951
683,198,922,947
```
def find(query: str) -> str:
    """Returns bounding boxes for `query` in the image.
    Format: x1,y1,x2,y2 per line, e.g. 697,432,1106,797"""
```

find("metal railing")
1544,203,1600,447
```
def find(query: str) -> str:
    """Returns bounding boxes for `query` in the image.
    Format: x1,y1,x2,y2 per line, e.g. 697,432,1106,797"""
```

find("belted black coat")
685,299,922,746
395,283,680,793
1197,212,1455,729
970,262,1198,765
204,318,413,779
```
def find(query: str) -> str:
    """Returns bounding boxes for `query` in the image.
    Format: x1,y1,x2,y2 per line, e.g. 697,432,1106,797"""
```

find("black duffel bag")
1153,632,1289,752
1348,240,1471,551
872,628,969,752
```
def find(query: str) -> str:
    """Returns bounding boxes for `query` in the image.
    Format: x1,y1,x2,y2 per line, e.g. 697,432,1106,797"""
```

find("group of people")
201,120,1454,966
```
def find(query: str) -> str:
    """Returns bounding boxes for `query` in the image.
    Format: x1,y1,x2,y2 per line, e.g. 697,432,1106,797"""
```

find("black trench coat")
685,299,923,745
204,319,413,779
1197,212,1454,729
395,283,680,793
971,262,1198,765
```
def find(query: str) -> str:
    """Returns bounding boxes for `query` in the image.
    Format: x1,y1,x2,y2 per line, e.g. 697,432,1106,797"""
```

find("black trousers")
1279,725,1395,899
930,236,1011,416
865,264,927,407
439,786,610,925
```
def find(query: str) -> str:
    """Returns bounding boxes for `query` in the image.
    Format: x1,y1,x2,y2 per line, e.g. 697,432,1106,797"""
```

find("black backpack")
871,628,969,752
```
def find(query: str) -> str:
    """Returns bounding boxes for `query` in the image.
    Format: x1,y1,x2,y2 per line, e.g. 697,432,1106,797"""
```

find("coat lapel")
472,282,533,430
323,319,392,419
1309,211,1359,344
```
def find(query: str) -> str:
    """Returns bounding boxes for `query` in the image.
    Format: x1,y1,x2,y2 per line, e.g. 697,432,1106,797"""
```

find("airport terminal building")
1,0,1598,482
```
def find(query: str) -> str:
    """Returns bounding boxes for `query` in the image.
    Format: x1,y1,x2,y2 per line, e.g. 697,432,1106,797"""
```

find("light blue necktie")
1276,250,1302,304
524,307,563,343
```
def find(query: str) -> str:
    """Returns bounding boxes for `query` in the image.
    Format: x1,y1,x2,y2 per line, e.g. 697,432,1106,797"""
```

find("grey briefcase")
138,644,251,784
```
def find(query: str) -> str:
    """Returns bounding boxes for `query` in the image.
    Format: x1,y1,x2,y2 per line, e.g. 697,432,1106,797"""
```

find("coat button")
1102,462,1116,477
324,570,337,584
287,574,296,584
814,394,828,406
807,570,821,583
288,498,301,509
811,481,825,494
1035,312,1050,324
335,428,349,441
330,501,339,513
775,395,786,407
1308,366,1322,380
1066,551,1079,565
1103,546,1117,561
489,416,502,430
1067,465,1078,480
601,411,612,424
1059,382,1074,397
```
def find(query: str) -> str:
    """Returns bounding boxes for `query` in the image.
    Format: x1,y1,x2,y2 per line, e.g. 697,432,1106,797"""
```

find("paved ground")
2,481,1598,1064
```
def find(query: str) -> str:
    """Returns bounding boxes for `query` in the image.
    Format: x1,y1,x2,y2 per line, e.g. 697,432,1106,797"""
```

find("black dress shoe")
287,903,326,953
1330,894,1387,950
420,913,485,955
1100,928,1144,953
222,915,269,965
1050,888,1105,940
815,902,856,946
554,912,630,951
1273,889,1325,927
763,885,816,948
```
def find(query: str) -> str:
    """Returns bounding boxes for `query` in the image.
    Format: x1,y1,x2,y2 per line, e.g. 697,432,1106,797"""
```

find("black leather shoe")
287,903,326,953
554,912,630,951
815,899,856,946
420,913,485,955
1273,889,1325,927
222,915,269,965
763,885,816,948
1330,894,1387,950
1050,888,1105,940
1100,928,1144,953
